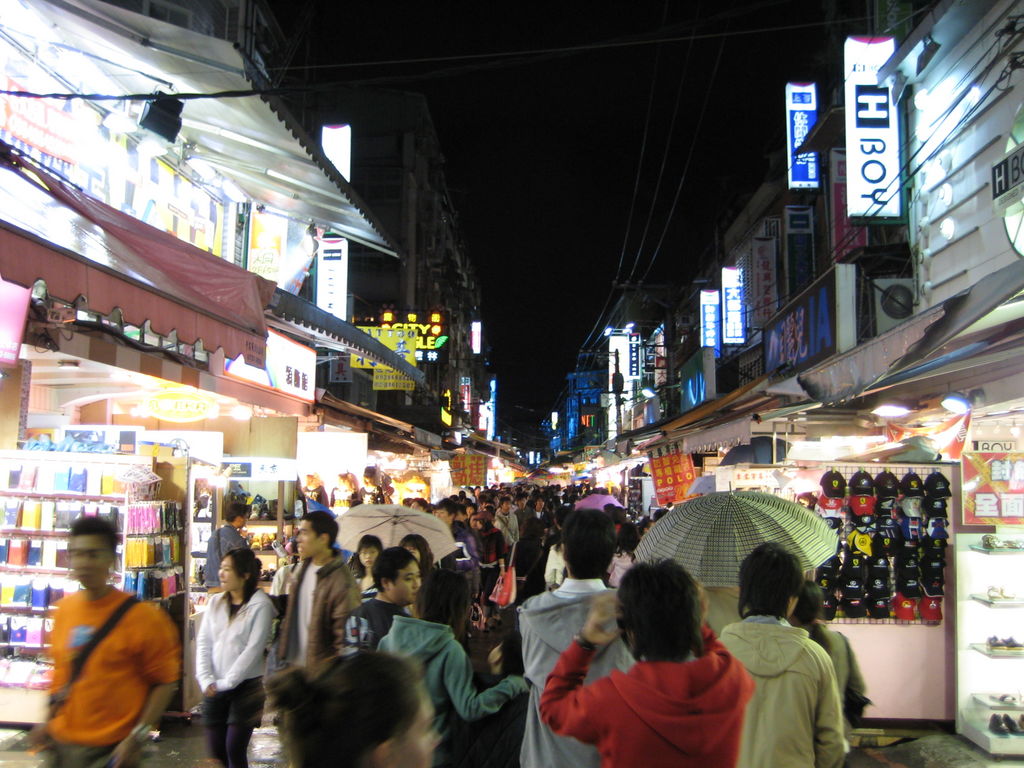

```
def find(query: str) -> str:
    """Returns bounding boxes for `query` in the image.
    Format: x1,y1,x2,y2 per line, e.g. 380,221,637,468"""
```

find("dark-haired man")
278,511,358,668
32,516,180,767
541,560,754,767
720,542,844,768
518,509,634,768
204,503,249,590
345,547,421,650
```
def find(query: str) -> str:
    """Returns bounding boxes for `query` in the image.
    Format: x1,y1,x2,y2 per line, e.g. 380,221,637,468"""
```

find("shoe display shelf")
956,531,1024,757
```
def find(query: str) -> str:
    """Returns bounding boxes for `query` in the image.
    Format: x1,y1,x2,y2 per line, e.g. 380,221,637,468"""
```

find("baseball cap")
848,530,874,556
893,593,918,620
841,598,867,619
849,470,875,496
896,574,922,597
926,517,949,540
820,469,847,499
817,495,845,516
840,576,866,599
900,497,923,518
919,596,943,621
848,495,876,522
922,535,947,553
868,555,891,580
866,576,891,598
868,597,891,619
924,471,952,498
900,471,925,497
874,470,899,499
924,497,948,516
822,592,838,620
921,573,944,596
822,516,843,533
842,552,867,576
898,516,922,544
877,497,897,516
817,555,841,579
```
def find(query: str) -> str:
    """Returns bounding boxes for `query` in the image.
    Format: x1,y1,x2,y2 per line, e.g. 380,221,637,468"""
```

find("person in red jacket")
540,559,755,768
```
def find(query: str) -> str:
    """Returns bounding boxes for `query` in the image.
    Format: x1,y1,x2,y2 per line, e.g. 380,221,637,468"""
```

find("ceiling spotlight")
138,95,184,143
230,404,253,421
872,404,911,418
642,387,657,399
136,136,168,158
103,110,137,135
940,392,971,414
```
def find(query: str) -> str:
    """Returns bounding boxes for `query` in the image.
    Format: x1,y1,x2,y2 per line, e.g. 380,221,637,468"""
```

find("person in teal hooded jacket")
379,569,527,767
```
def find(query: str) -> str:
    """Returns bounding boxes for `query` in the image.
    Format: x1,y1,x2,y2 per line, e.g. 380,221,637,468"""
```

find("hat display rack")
803,462,953,626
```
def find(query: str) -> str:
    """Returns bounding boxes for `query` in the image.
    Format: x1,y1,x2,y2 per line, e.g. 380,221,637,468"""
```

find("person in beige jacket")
720,543,846,768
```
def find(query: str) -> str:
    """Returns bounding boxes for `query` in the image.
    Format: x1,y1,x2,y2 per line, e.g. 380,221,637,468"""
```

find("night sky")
277,1,832,436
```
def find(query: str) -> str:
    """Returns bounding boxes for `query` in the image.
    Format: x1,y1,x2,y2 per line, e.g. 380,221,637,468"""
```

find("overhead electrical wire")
612,0,670,284
626,5,699,284
639,27,728,283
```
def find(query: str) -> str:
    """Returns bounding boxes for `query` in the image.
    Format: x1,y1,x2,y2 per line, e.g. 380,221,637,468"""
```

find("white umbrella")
337,504,458,559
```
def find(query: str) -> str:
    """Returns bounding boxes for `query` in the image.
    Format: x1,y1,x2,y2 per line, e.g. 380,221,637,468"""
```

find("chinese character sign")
699,290,720,354
962,452,1024,525
785,82,819,189
450,454,487,487
647,445,697,506
721,267,745,344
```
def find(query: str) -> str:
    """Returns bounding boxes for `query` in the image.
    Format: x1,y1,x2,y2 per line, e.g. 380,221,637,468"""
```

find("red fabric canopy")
0,144,275,366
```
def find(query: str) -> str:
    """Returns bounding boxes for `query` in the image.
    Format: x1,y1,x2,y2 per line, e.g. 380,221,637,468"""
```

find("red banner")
647,445,696,506
886,412,970,460
962,452,1024,525
450,454,487,487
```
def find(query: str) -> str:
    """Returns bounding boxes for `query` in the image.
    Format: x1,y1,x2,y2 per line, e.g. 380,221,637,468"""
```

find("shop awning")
32,0,399,256
269,291,425,386
0,147,274,366
799,259,1024,404
797,305,944,405
662,375,770,433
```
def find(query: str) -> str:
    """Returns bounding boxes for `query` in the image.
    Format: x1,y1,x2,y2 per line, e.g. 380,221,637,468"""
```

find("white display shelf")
973,693,1024,711
0,687,47,726
969,545,1024,556
969,593,1024,608
961,716,1024,757
970,643,1024,659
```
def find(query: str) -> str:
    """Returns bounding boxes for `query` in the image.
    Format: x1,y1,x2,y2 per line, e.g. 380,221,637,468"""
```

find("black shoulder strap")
69,596,139,685
51,595,139,713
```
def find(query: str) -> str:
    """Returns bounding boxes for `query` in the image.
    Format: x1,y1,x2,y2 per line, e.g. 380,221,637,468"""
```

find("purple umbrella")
574,493,622,511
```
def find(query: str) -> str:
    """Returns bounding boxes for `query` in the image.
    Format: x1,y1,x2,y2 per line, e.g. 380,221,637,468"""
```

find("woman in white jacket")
196,547,275,768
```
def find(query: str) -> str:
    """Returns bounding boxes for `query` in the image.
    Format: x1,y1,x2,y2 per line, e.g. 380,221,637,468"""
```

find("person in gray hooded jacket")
517,508,634,768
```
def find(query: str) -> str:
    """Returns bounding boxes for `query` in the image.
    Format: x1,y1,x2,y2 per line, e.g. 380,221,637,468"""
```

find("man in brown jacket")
278,510,358,668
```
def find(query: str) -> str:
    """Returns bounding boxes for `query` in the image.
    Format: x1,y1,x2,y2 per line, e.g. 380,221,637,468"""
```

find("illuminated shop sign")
224,329,317,402
143,390,217,423
351,327,418,368
471,321,482,354
0,53,225,259
247,208,316,295
844,37,902,218
721,267,745,345
785,82,819,189
315,233,348,320
0,277,31,366
378,310,448,363
764,265,855,375
699,290,720,354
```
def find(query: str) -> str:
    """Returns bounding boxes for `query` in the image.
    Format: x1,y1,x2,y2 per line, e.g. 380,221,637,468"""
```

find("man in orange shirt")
31,516,180,767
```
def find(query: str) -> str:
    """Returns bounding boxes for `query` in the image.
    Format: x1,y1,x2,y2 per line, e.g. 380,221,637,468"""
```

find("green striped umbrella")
636,491,836,586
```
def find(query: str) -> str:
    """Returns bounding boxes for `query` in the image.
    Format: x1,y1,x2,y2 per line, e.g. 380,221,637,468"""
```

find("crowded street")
2,0,1024,766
